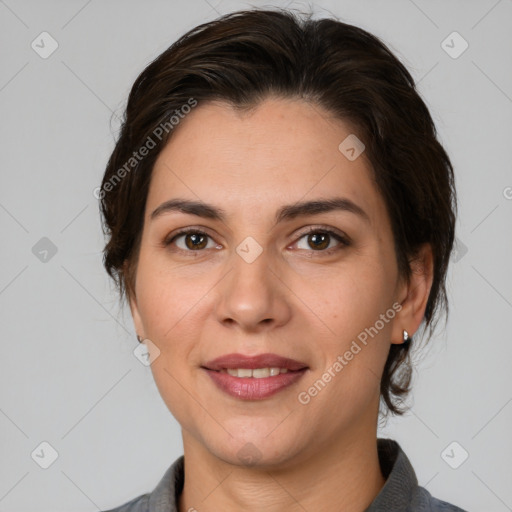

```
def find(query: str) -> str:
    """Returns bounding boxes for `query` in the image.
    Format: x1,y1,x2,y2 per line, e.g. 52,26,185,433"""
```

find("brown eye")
165,229,217,252
294,228,350,254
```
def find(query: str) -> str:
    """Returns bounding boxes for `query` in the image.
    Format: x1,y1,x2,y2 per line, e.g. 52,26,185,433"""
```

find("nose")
214,245,292,333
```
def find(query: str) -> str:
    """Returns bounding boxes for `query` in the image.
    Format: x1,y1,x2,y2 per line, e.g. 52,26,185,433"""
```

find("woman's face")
129,97,413,467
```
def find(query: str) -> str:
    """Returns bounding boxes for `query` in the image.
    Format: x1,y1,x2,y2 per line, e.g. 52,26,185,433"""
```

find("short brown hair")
99,8,457,416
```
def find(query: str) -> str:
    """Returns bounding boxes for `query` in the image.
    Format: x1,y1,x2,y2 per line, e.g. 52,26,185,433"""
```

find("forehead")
147,97,385,227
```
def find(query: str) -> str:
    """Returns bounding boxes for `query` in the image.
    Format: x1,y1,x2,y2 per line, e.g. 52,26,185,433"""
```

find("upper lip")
203,353,308,371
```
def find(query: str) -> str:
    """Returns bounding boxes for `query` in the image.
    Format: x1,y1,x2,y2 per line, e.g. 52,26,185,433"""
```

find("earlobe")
391,243,434,345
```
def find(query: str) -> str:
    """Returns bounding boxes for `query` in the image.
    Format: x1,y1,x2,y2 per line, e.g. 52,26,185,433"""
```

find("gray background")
1,0,511,510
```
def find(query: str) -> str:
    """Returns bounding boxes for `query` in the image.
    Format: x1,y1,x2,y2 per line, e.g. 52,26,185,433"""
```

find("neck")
178,424,386,512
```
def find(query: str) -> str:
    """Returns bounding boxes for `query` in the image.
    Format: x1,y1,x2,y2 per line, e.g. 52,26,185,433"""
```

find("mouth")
202,353,309,400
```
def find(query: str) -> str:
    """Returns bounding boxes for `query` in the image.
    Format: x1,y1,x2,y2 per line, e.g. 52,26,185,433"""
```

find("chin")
198,421,307,469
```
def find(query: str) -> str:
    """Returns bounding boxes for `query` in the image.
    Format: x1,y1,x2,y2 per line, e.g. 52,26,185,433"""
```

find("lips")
203,353,308,371
202,353,308,400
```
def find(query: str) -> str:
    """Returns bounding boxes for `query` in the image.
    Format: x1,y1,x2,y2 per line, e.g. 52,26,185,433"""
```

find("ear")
391,243,434,345
124,260,145,339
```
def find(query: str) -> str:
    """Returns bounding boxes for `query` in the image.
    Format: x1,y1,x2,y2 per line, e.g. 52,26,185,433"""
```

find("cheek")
296,274,393,423
135,251,206,340
135,254,217,393
316,261,395,338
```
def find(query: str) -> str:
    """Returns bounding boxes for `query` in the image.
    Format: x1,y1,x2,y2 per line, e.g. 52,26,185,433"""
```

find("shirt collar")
146,438,417,512
364,438,418,511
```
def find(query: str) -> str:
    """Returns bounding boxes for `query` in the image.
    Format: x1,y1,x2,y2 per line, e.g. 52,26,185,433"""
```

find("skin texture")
128,97,433,512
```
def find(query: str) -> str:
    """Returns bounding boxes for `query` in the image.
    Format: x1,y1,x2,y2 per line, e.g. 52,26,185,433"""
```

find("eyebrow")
150,197,370,225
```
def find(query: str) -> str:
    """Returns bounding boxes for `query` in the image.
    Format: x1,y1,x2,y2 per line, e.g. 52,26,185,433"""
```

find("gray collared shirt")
102,438,467,512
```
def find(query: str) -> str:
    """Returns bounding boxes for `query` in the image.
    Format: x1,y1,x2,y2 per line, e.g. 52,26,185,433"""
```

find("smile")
202,353,308,400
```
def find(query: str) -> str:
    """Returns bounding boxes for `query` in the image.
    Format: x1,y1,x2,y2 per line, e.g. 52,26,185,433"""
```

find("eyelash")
163,226,351,256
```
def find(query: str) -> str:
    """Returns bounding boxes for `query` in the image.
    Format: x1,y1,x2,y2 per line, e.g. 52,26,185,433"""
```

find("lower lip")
204,369,307,400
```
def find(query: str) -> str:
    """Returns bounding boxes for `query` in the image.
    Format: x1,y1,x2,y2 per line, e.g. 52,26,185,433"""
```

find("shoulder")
101,493,149,512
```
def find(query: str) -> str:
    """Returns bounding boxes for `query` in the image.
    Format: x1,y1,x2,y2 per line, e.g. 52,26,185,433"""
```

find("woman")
99,8,466,512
